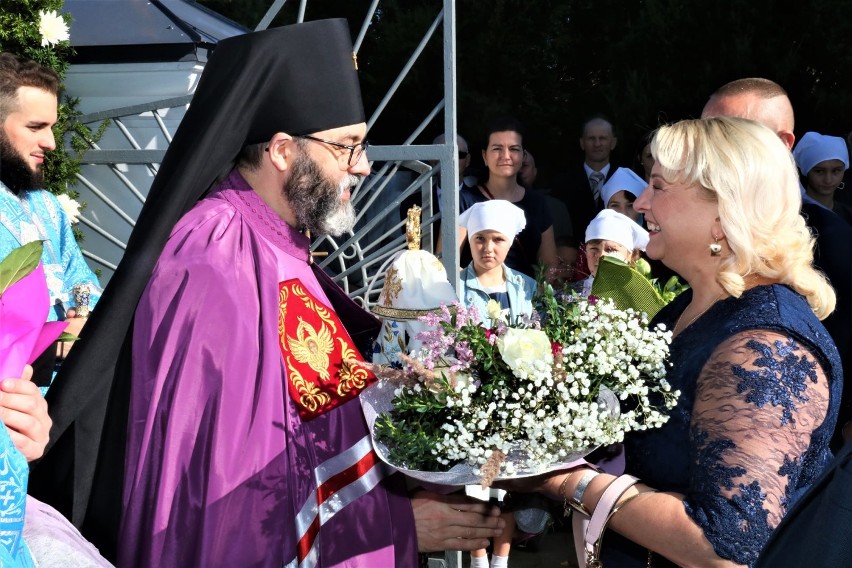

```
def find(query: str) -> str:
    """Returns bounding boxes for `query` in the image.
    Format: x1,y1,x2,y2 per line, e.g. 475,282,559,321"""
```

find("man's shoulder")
459,185,486,210
802,203,852,250
160,194,249,270
553,163,588,180
173,192,239,234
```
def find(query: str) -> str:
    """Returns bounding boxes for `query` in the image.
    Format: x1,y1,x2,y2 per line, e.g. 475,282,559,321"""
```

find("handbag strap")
584,474,639,567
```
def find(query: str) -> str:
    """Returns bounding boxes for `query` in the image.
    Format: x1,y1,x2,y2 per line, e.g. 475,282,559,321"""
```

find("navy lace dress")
602,284,842,567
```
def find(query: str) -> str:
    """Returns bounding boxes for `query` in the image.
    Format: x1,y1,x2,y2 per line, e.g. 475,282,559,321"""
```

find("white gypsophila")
38,10,70,47
387,295,678,479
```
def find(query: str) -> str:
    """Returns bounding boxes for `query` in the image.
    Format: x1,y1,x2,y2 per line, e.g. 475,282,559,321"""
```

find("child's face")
806,159,846,199
606,190,641,223
470,230,512,272
585,239,631,276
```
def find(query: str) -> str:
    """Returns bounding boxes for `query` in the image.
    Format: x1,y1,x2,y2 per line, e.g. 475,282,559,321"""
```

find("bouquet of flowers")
0,241,68,378
361,282,678,487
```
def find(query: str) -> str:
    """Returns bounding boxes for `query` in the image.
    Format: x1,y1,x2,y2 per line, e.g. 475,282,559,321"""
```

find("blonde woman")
508,117,841,567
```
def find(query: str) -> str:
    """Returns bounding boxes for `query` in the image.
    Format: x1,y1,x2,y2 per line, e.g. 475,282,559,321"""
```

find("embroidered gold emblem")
286,363,331,412
381,265,403,306
279,279,376,420
287,318,334,381
337,338,372,395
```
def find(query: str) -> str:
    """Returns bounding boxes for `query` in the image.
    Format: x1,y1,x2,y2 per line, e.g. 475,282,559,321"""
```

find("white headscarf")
600,167,647,207
459,200,526,239
793,132,850,175
584,209,649,252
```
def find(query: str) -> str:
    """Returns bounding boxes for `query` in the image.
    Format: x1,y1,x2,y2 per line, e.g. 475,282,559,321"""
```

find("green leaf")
57,332,78,343
0,241,44,296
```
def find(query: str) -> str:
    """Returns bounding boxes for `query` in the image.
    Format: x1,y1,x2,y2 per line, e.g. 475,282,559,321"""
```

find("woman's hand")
411,490,505,552
0,365,51,461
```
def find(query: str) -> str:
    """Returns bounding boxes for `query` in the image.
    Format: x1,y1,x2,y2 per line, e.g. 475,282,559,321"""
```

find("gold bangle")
592,488,658,561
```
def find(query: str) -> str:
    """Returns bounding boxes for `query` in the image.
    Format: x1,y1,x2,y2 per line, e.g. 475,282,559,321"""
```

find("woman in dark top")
508,117,841,567
458,116,557,278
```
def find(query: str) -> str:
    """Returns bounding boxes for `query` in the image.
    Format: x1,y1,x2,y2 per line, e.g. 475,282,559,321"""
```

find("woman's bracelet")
559,468,600,517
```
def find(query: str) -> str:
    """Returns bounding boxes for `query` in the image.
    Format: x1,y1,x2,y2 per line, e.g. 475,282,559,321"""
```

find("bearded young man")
28,20,504,567
0,53,102,386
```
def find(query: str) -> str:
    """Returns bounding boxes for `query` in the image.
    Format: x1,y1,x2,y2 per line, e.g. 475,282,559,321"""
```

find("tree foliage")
197,0,852,182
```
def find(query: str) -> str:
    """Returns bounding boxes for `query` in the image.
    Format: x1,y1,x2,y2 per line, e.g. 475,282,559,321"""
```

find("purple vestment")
120,171,416,567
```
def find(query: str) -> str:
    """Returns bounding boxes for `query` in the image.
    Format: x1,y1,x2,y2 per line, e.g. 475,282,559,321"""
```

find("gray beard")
320,197,357,236
285,149,360,237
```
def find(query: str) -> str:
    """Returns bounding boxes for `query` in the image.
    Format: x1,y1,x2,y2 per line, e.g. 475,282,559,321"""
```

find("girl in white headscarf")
458,200,537,329
457,199,536,568
581,209,650,296
793,131,852,225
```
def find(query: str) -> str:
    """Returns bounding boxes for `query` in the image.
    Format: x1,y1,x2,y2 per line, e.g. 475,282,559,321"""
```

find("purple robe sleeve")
120,196,416,567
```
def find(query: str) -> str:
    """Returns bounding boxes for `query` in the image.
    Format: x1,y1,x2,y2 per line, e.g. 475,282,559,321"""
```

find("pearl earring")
709,236,722,256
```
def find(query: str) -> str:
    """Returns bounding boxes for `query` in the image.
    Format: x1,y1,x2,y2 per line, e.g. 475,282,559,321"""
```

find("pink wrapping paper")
0,263,67,378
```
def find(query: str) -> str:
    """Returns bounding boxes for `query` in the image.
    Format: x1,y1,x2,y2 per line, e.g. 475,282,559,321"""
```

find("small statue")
405,205,421,251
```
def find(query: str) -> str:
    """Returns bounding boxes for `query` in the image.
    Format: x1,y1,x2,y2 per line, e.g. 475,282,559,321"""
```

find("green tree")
196,0,852,181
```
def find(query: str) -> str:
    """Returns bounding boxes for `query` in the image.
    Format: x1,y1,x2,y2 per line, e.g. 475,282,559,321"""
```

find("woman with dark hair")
458,116,558,278
635,130,655,182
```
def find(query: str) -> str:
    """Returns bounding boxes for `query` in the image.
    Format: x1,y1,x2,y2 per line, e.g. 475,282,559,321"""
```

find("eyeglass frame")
296,134,369,166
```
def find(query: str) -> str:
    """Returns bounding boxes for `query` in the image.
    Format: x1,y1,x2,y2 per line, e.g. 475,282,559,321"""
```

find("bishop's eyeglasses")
297,135,369,166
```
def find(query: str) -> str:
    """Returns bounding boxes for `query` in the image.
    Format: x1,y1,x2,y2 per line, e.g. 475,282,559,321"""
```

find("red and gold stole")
278,279,376,420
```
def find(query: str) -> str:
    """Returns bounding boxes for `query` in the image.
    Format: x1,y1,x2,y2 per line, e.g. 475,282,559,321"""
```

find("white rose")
39,10,70,47
497,328,552,377
485,299,505,323
56,194,82,224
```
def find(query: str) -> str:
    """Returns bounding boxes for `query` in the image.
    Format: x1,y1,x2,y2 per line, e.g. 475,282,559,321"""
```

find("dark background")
197,0,852,186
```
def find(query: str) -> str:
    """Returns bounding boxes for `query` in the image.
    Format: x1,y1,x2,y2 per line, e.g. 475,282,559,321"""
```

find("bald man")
702,78,796,149
702,78,852,449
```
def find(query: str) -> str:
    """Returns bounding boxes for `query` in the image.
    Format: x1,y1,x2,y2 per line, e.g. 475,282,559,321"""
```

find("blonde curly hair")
652,116,835,320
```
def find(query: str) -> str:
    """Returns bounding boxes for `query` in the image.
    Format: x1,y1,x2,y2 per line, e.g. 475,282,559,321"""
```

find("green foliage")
0,0,103,203
0,241,43,295
198,0,852,186
374,310,514,470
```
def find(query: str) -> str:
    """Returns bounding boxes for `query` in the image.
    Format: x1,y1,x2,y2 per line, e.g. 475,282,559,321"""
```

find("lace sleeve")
684,329,830,566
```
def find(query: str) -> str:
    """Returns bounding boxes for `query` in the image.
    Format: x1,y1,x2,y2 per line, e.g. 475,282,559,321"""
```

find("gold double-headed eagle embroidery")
279,281,373,416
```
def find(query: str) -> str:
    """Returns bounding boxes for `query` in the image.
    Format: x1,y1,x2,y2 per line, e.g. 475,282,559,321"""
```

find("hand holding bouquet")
0,241,68,377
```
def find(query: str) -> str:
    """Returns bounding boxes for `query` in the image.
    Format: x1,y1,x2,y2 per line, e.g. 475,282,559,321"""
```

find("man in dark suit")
702,78,852,450
552,115,618,254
